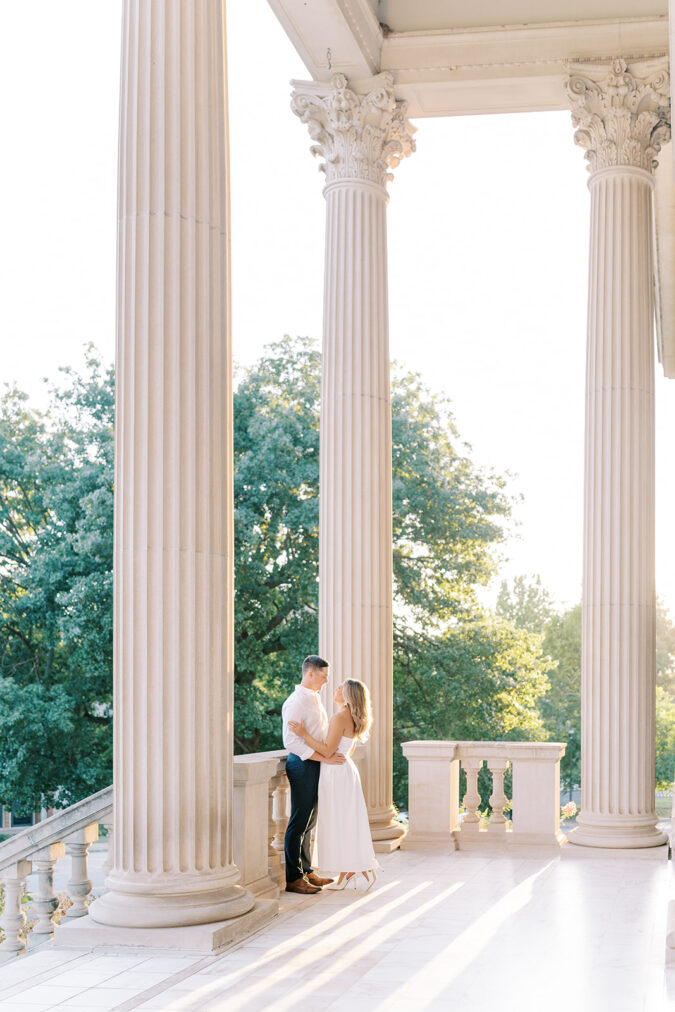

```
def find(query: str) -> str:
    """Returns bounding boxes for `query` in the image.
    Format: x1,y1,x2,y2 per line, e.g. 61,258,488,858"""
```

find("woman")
289,678,379,890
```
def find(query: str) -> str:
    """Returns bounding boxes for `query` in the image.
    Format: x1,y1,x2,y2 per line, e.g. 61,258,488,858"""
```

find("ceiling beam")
266,0,383,81
382,16,669,116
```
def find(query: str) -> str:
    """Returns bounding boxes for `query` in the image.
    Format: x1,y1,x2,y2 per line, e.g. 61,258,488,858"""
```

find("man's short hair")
302,655,329,676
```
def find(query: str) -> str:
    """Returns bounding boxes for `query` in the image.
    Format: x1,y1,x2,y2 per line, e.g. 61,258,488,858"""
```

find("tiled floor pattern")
1,848,674,1011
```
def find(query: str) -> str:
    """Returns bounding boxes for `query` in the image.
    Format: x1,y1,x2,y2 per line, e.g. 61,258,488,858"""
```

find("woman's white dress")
315,735,380,874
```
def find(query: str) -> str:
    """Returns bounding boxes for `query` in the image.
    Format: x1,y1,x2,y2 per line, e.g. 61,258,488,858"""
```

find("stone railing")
0,786,113,959
402,740,566,852
0,755,293,960
665,784,675,965
233,750,289,898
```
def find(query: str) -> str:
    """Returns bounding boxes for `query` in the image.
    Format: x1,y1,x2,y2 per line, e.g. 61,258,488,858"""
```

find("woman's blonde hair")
342,679,373,742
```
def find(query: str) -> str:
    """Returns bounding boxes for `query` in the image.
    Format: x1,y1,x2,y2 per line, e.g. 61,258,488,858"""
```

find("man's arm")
282,697,315,760
289,712,346,758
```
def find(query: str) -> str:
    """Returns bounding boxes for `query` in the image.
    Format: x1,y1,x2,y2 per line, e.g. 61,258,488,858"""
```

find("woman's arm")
288,712,346,758
310,750,346,764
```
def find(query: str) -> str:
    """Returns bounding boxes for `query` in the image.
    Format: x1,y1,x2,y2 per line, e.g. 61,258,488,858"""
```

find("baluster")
64,823,98,918
268,772,283,887
487,759,509,833
99,812,114,887
461,757,483,834
0,860,32,956
272,772,290,865
32,842,66,934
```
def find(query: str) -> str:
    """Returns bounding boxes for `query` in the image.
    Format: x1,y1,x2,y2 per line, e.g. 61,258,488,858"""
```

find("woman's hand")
288,719,308,740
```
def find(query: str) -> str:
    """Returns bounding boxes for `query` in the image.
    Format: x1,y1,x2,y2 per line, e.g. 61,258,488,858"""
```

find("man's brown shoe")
306,873,333,887
285,878,321,894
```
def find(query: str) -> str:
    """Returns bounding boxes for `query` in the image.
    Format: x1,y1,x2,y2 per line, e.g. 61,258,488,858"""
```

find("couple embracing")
282,655,379,894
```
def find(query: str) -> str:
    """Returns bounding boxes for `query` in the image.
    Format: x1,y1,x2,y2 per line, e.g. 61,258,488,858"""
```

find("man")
282,655,345,894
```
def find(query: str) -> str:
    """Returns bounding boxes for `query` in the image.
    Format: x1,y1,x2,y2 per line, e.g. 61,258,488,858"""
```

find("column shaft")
565,57,670,849
575,166,664,847
90,0,254,926
319,179,399,838
291,73,415,847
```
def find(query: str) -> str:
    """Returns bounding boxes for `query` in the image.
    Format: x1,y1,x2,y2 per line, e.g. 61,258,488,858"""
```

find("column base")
370,811,407,853
89,871,255,929
400,832,457,852
54,899,278,954
454,829,567,854
665,899,675,964
562,842,668,861
246,875,280,901
373,835,405,854
567,814,667,850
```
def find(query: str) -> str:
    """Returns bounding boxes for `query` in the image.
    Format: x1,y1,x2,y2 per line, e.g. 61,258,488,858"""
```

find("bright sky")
1,0,674,617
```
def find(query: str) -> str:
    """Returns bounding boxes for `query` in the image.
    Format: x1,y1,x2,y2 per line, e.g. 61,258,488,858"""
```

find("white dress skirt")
314,735,380,875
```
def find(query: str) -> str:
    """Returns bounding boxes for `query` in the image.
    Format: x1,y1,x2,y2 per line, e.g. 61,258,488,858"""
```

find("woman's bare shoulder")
340,708,356,735
329,708,351,729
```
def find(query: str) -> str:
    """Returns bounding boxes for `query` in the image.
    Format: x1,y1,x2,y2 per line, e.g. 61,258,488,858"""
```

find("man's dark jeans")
284,752,320,883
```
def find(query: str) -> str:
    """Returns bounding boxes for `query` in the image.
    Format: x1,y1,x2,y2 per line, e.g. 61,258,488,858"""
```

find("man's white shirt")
282,685,329,760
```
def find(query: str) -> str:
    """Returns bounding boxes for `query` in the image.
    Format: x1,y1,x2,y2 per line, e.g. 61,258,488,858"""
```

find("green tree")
540,601,675,795
0,338,555,814
391,372,511,622
233,337,321,751
499,575,675,798
233,338,552,807
540,605,581,797
655,685,675,791
656,599,675,699
0,351,114,813
393,615,550,802
496,574,555,633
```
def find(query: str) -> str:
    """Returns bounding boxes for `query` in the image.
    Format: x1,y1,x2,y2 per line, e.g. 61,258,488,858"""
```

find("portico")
2,0,673,958
96,0,672,935
269,0,675,855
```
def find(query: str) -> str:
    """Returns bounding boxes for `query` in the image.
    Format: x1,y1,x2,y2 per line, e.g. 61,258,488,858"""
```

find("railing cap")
402,740,566,762
401,741,458,759
234,749,287,762
0,785,112,875
234,749,287,776
233,755,283,782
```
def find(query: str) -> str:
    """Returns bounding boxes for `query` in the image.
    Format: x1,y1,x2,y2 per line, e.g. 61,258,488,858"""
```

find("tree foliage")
233,338,321,751
391,372,510,622
496,574,555,634
393,616,550,801
656,686,675,792
233,338,552,805
0,338,556,813
498,575,675,796
0,352,114,813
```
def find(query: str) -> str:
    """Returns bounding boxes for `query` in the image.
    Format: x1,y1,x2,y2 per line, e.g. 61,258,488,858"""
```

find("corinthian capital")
290,73,416,188
565,58,671,175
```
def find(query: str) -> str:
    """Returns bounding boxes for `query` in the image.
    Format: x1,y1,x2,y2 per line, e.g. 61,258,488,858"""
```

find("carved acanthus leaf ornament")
291,73,416,188
566,58,671,174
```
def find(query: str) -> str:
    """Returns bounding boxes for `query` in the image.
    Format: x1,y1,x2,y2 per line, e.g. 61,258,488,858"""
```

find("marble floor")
1,847,674,1011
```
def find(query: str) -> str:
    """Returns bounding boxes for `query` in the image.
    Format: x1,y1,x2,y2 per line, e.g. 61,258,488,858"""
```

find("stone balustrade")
1,740,566,958
665,785,675,965
233,750,289,899
402,740,566,852
0,756,293,960
0,787,112,959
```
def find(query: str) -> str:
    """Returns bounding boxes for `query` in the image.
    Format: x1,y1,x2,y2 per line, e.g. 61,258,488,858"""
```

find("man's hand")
324,751,346,765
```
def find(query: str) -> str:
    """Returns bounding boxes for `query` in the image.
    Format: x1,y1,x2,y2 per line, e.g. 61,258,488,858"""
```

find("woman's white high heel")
327,870,376,893
327,873,356,891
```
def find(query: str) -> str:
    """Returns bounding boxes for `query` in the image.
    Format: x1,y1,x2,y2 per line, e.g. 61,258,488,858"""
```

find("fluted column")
566,58,670,848
291,74,415,847
89,0,254,926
